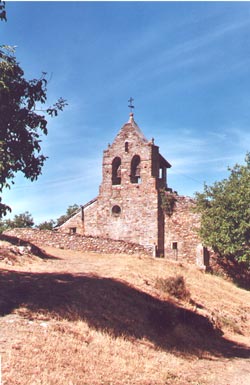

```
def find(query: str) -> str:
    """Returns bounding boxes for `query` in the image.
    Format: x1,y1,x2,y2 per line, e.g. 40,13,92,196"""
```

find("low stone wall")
3,228,153,256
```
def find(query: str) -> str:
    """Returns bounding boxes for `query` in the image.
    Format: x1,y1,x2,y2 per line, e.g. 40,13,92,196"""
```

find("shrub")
155,275,190,300
159,189,177,216
195,153,250,264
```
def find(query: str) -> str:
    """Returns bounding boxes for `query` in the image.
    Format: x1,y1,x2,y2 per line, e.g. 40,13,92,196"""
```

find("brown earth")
0,236,250,385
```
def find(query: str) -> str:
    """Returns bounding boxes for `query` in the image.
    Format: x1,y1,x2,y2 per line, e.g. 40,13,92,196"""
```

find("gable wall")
58,210,84,234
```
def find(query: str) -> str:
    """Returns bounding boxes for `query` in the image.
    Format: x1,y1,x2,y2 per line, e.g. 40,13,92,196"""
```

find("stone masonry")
3,228,152,256
163,194,202,264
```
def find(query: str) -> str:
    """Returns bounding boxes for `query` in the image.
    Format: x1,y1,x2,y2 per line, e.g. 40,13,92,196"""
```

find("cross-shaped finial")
128,97,134,112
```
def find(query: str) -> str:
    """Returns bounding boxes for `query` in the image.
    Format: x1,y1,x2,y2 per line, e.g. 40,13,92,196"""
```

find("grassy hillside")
0,237,250,385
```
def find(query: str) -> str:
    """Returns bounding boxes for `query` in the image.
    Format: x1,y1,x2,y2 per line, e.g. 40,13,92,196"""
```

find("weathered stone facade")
163,194,202,264
59,113,206,266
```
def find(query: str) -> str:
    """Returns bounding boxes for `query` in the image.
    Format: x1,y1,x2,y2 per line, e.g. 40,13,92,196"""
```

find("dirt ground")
0,242,250,385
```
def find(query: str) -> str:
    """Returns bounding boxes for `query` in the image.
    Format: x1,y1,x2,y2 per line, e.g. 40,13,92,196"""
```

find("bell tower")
92,107,171,255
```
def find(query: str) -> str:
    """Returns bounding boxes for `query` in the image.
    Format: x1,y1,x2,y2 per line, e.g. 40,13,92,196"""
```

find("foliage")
0,211,34,232
56,204,80,226
0,218,8,233
0,45,67,217
159,189,177,216
0,1,7,22
37,219,56,230
195,153,250,264
155,275,190,300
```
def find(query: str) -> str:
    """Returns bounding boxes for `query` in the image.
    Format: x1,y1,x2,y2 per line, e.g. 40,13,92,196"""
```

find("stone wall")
164,194,202,264
57,195,203,265
3,228,153,256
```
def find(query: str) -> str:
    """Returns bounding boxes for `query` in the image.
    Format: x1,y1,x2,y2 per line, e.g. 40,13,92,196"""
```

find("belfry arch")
112,156,121,185
130,155,141,184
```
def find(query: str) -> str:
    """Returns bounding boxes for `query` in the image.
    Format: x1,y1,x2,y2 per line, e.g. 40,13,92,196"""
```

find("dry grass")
2,316,187,385
0,238,250,385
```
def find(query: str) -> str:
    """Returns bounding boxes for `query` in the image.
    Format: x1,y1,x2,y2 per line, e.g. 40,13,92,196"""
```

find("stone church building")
59,112,207,266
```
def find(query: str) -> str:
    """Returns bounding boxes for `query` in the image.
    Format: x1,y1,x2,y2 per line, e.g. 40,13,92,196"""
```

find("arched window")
130,155,141,184
112,157,121,185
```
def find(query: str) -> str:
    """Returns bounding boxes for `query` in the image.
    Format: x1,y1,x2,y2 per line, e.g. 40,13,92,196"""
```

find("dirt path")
0,246,250,385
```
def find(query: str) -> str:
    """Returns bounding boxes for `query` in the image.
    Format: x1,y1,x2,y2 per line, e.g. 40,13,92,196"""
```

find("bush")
155,275,190,300
159,189,177,216
195,153,250,264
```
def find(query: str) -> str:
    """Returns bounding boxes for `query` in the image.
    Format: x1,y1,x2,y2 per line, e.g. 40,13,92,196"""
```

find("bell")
135,167,141,177
117,165,121,177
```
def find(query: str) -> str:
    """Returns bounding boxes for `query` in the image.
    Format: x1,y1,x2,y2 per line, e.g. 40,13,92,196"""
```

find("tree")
56,204,80,226
0,211,34,232
0,45,67,217
195,153,250,264
0,1,7,22
37,219,56,230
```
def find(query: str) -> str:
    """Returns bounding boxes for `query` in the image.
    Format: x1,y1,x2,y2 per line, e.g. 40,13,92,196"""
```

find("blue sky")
1,1,250,224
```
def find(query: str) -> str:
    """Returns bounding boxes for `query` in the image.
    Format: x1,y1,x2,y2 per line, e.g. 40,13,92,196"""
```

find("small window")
125,142,129,153
172,242,178,250
112,205,121,217
70,227,77,234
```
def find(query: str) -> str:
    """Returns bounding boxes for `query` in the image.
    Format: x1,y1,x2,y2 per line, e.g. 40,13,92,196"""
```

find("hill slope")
0,237,250,385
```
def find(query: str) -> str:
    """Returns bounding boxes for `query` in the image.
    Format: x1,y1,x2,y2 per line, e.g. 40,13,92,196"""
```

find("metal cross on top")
128,97,135,112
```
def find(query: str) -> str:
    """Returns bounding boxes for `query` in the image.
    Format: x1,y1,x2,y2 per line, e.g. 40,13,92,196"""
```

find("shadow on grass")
211,256,250,291
0,234,60,260
0,269,249,359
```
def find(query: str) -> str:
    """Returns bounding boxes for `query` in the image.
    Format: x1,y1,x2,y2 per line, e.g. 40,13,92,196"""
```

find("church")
59,106,207,266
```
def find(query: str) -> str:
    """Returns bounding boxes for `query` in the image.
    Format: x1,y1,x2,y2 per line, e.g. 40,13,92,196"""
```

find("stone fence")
3,228,153,256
